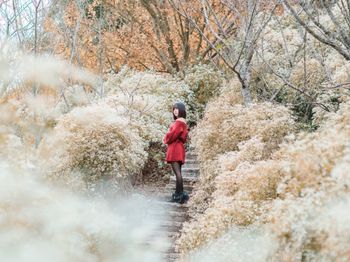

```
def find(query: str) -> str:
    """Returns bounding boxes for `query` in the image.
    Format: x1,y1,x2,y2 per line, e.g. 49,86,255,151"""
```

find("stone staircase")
152,150,200,261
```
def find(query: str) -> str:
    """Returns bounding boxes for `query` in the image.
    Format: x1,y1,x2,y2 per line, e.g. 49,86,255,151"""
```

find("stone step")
165,184,195,191
180,175,199,181
164,252,181,261
181,167,200,176
182,162,199,169
161,251,181,262
139,239,171,250
133,160,199,262
148,201,190,217
170,174,199,183
151,197,189,205
185,152,198,160
167,183,194,193
150,206,188,216
184,157,199,162
169,176,198,184
164,243,180,258
165,246,178,256
150,206,189,215
157,229,181,237
152,230,180,239
185,157,198,162
152,210,189,223
153,200,190,210
147,206,189,216
159,220,184,232
143,214,188,224
185,155,199,161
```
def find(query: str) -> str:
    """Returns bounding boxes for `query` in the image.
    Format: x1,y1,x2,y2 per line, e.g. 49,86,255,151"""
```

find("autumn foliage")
45,0,218,73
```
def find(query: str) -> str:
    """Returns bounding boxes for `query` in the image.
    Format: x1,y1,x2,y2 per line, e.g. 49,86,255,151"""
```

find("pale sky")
0,0,51,41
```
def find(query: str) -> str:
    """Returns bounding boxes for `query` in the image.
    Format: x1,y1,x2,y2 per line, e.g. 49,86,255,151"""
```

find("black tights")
170,161,183,193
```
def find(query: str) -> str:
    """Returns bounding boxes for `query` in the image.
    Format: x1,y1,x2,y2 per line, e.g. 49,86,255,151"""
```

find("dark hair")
172,102,186,120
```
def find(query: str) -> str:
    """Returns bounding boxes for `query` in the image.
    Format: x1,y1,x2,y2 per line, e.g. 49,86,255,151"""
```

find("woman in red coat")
163,102,189,204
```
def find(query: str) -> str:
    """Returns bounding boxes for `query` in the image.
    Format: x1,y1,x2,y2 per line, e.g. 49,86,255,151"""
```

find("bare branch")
282,0,350,60
256,49,331,112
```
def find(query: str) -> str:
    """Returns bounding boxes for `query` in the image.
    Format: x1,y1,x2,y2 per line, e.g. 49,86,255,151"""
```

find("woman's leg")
170,161,183,194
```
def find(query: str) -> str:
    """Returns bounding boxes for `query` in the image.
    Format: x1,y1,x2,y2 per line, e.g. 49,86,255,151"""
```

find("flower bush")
0,164,169,262
192,101,294,162
102,67,194,183
249,12,349,128
178,95,350,261
182,63,224,125
177,89,295,252
39,103,148,188
104,67,192,142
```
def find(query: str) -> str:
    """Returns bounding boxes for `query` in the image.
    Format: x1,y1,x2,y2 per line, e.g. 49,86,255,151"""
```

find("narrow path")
135,150,199,261
161,150,199,261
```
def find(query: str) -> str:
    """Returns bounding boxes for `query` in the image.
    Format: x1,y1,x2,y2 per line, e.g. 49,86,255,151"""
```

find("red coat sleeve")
163,121,184,145
178,128,189,143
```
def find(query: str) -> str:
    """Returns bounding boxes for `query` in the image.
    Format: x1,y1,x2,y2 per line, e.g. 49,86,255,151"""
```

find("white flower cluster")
178,95,350,261
182,63,223,123
0,164,169,262
104,66,192,143
177,91,295,252
39,103,148,185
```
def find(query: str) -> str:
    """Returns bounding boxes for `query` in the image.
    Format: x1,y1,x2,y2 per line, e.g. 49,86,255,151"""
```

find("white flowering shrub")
274,100,350,197
103,67,194,183
63,84,94,109
181,224,278,262
6,94,62,148
250,11,350,128
39,103,148,187
191,100,294,162
178,88,295,251
177,159,284,253
0,101,25,164
182,63,223,125
104,67,192,143
0,42,100,168
289,59,326,92
179,98,350,260
0,50,193,190
0,47,176,261
0,164,170,262
266,189,350,262
217,77,245,105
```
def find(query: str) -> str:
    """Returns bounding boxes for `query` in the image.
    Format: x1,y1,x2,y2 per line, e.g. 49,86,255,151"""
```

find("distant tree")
45,0,220,74
0,0,51,51
173,0,281,105
282,0,350,61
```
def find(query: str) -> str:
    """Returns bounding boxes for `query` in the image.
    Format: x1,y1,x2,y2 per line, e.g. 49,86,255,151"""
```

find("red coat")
163,119,189,164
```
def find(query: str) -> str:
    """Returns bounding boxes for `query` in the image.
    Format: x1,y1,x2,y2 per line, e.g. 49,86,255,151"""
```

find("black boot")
169,192,181,203
169,191,190,204
178,191,189,204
